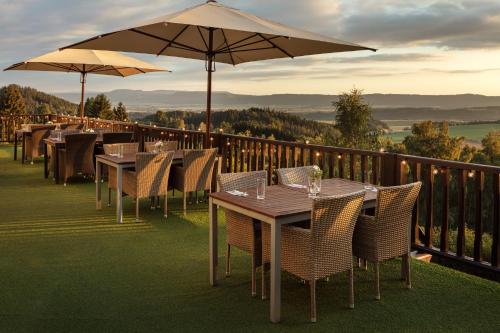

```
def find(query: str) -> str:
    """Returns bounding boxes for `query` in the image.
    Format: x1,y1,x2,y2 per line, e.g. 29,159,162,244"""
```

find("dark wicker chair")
218,171,267,297
353,182,422,300
58,133,97,185
102,132,134,144
172,148,218,215
262,191,366,322
122,152,175,221
275,166,317,186
26,125,56,163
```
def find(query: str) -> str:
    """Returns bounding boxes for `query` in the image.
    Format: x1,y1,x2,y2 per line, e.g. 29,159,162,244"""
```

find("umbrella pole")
205,28,214,148
80,71,87,124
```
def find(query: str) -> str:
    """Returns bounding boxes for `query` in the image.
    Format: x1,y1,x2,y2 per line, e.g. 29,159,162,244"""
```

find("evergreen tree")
0,84,26,116
113,102,128,121
333,88,380,149
83,97,97,118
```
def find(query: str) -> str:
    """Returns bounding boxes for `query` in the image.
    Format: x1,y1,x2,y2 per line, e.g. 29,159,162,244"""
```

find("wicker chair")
104,143,140,206
60,123,84,130
218,171,267,297
172,148,218,215
58,133,97,185
144,141,178,152
275,166,317,185
122,152,174,221
353,182,422,300
262,191,366,322
26,125,56,163
102,132,134,144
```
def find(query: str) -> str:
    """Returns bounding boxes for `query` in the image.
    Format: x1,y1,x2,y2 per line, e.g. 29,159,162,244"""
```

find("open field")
385,123,500,144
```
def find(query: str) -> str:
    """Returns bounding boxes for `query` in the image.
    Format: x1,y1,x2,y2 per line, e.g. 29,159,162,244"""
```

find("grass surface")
0,144,499,332
385,123,500,144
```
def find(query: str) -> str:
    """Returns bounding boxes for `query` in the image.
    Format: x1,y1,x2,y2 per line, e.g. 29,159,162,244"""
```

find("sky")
1,0,500,96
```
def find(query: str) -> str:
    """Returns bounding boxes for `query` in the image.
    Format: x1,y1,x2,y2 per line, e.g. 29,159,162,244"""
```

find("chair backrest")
144,141,178,153
135,151,175,197
102,132,134,144
218,170,267,192
31,125,56,154
310,191,366,277
373,182,422,259
182,148,218,191
275,166,317,185
60,123,84,130
64,133,97,172
103,143,139,155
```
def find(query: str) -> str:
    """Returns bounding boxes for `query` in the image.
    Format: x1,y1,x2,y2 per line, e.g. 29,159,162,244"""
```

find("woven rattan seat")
353,182,422,300
262,191,365,322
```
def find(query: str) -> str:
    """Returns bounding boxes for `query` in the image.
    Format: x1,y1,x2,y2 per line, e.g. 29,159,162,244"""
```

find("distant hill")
19,86,77,115
55,89,500,110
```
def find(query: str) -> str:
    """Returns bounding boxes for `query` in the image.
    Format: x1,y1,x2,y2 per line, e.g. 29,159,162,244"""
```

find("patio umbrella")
62,0,376,145
5,49,167,120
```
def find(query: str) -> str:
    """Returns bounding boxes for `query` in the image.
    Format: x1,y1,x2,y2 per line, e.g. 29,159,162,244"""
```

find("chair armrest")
281,225,312,254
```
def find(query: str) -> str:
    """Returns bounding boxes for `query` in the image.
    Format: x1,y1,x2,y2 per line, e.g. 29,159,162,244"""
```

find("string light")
316,152,320,157
401,160,407,165
433,168,439,175
210,137,214,141
305,140,310,144
468,171,475,178
337,154,342,160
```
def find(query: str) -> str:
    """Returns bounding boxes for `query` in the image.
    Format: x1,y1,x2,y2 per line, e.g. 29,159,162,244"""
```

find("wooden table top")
210,178,378,220
96,150,184,165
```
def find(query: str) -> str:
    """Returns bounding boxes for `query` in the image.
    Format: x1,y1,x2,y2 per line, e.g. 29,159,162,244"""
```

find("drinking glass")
256,177,266,200
57,131,62,141
118,144,124,158
308,177,321,198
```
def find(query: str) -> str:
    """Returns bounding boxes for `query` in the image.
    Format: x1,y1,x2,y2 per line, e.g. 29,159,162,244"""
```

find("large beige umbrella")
62,0,375,144
5,49,167,120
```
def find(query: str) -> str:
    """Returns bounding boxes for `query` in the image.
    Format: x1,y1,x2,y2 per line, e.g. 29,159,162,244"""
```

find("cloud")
339,0,500,49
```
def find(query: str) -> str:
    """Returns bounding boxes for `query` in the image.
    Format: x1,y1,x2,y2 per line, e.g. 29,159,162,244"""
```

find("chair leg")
357,257,362,268
150,197,155,210
310,279,317,323
225,243,231,277
261,263,268,300
108,188,112,207
374,262,381,300
405,253,412,289
349,268,354,309
163,194,168,219
363,259,368,270
156,196,160,209
135,197,140,222
251,253,257,297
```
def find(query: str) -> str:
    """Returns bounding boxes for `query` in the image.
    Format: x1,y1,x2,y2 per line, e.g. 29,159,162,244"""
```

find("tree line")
0,84,128,121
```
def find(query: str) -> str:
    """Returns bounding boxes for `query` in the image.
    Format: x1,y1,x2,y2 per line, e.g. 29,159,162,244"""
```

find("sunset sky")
1,0,500,95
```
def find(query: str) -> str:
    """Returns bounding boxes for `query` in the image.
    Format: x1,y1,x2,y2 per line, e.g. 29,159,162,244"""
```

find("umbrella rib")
196,26,209,51
219,46,276,54
156,25,190,56
219,35,280,53
257,33,294,58
220,29,235,65
41,62,75,72
130,28,205,54
87,65,110,73
214,33,260,52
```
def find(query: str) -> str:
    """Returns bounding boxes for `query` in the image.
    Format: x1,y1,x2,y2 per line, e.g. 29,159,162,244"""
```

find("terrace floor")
0,144,499,333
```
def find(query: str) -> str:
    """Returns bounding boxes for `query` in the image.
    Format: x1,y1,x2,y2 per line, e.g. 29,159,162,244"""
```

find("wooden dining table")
208,177,379,323
95,151,184,224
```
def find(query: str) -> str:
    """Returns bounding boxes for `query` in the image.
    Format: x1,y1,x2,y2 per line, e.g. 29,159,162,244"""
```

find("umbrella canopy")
5,49,167,119
62,0,375,144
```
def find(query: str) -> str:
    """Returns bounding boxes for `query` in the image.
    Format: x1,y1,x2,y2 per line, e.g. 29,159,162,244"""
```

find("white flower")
154,141,164,148
86,128,95,133
313,165,320,171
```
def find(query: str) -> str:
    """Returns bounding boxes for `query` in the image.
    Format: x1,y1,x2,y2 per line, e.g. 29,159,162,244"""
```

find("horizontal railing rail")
2,114,499,278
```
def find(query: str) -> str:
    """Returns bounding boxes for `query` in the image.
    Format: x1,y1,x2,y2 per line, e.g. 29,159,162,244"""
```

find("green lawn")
386,123,500,144
0,144,499,332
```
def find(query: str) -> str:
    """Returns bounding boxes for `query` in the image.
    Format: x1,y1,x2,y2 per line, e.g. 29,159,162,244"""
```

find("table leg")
13,131,18,161
116,166,123,224
21,132,26,164
209,197,218,286
43,142,48,179
270,222,281,323
96,160,102,210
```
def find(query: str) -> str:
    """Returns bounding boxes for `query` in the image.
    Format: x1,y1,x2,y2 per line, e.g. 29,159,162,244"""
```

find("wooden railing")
2,114,499,278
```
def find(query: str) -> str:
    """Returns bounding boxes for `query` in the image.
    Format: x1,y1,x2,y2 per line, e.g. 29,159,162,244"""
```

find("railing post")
380,153,399,186
492,173,500,267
